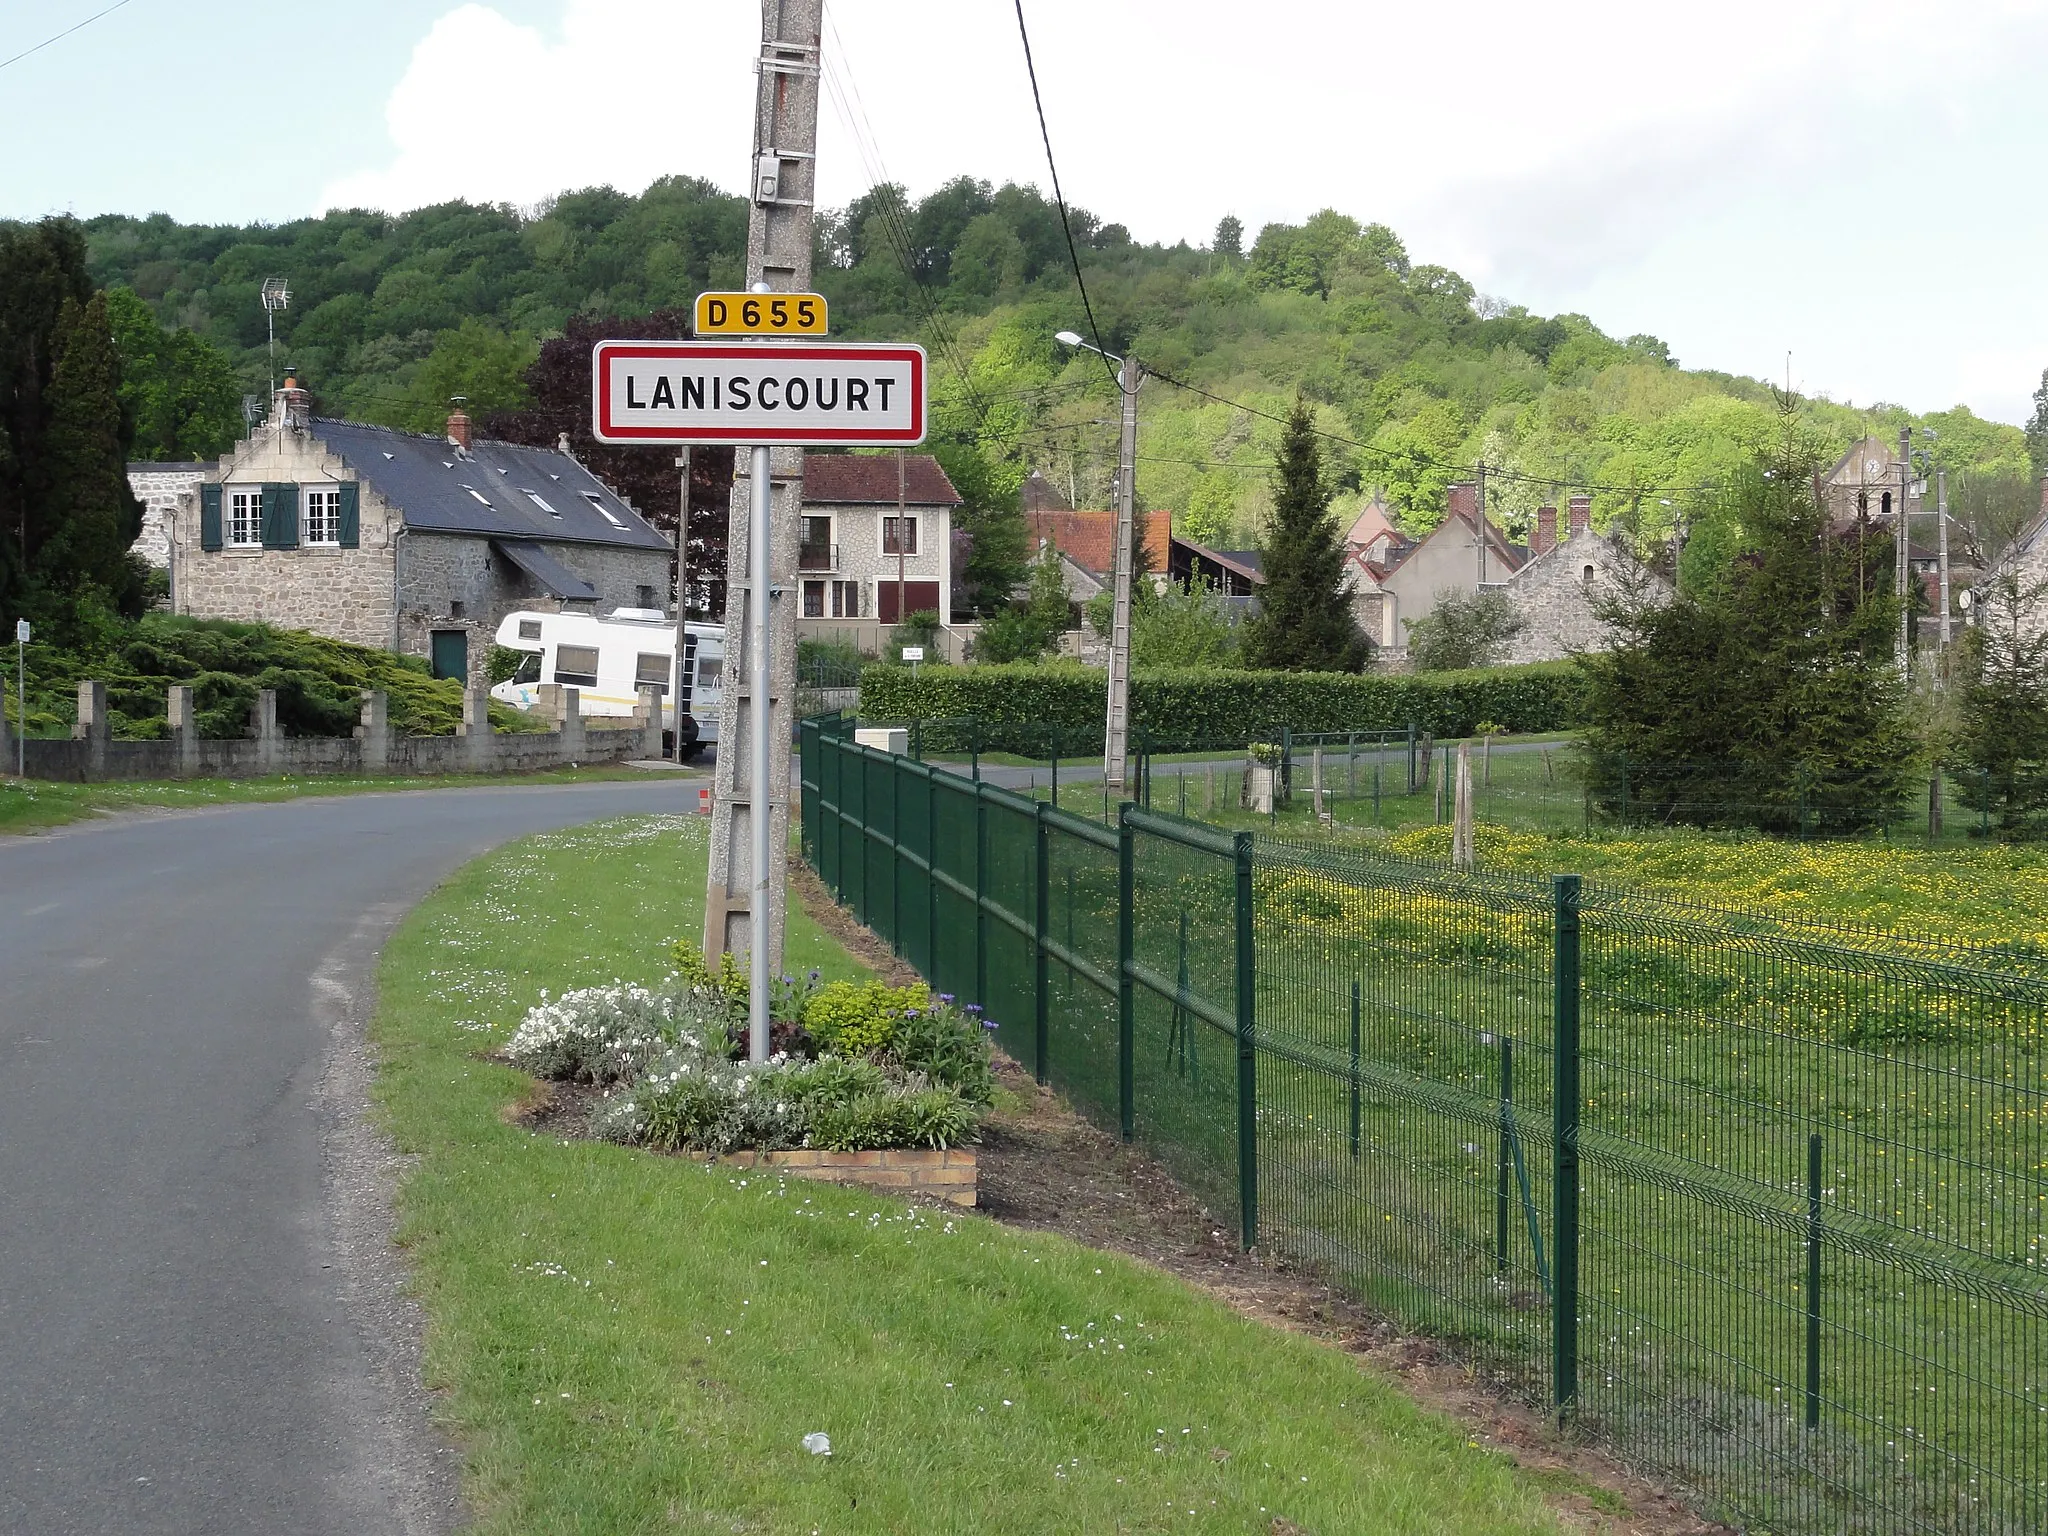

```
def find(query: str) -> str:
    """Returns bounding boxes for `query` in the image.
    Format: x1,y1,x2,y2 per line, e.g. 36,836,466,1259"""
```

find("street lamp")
1055,330,1141,797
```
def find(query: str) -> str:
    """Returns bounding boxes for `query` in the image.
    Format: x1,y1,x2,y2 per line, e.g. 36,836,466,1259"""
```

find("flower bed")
501,943,998,1191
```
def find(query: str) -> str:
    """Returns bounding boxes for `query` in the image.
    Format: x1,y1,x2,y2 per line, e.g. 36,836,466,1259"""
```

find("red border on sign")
591,340,926,445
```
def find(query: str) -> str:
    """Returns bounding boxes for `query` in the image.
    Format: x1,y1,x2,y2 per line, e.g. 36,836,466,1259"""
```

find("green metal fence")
799,718,2048,1536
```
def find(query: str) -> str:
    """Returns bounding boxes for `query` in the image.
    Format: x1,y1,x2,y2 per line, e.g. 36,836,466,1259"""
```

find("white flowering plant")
503,977,728,1085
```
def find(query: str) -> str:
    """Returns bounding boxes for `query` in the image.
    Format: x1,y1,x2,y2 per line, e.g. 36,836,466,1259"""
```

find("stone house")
163,379,672,685
1495,500,1671,664
1979,481,2048,639
797,453,962,624
1372,482,1530,656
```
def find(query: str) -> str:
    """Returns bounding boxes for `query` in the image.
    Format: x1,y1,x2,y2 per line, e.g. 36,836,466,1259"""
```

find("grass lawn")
0,764,679,837
373,812,1573,1534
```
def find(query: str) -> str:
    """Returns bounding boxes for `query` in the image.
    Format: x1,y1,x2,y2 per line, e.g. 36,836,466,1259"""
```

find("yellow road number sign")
694,291,828,336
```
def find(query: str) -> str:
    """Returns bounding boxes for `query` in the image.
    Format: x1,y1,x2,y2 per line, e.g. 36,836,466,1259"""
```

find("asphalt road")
0,778,696,1536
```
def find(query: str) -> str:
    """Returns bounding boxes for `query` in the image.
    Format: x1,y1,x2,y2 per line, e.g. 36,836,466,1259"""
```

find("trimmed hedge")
857,661,1586,753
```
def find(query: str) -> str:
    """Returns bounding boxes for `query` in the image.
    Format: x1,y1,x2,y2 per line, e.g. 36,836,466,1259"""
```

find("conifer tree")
34,293,146,617
1957,574,2048,838
1579,403,1911,833
1242,399,1370,671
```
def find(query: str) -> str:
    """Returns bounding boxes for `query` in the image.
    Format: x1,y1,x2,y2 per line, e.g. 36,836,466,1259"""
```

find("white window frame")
831,579,860,618
302,485,341,546
227,487,263,548
880,513,919,557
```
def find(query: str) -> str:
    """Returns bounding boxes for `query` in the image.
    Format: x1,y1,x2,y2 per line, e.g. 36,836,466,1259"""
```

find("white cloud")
326,0,2048,422
318,1,757,213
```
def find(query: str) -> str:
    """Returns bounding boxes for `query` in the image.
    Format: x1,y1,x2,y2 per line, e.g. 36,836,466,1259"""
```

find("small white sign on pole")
591,341,926,447
899,645,925,663
14,620,27,644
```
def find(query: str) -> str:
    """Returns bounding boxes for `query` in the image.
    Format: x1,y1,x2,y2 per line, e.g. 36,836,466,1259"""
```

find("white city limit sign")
591,340,926,446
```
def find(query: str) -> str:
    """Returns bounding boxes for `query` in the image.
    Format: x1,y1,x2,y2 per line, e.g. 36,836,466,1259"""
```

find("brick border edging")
691,1146,976,1207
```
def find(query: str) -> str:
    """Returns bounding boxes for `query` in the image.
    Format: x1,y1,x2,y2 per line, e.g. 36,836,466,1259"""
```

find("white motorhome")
490,608,724,756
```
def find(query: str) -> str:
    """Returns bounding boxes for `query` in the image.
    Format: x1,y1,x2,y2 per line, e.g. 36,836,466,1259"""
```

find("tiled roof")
309,420,667,551
1025,509,1173,576
801,453,961,506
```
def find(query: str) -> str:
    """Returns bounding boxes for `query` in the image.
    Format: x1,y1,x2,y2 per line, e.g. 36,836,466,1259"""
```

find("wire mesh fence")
800,718,2048,1536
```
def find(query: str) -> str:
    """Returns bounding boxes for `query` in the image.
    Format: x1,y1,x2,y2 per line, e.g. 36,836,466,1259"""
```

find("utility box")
855,727,909,755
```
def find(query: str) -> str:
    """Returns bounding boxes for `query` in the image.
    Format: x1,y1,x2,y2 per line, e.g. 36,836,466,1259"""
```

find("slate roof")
802,453,961,506
310,419,668,551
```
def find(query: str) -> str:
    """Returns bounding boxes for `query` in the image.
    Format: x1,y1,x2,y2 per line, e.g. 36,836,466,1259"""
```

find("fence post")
1118,803,1135,1142
1497,1036,1513,1274
1806,1131,1824,1431
974,780,988,1012
1234,829,1258,1252
1033,802,1051,1086
1406,721,1418,794
1280,726,1292,807
1552,873,1582,1418
1348,979,1361,1160
927,762,939,981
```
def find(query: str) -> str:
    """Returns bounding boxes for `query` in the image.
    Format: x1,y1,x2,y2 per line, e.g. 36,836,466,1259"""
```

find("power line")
1011,0,1119,391
0,0,137,73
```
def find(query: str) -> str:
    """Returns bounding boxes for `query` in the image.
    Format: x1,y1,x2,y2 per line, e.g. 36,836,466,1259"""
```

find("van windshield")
511,652,542,684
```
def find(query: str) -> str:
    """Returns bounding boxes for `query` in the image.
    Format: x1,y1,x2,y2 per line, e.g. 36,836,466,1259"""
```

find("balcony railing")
798,541,839,571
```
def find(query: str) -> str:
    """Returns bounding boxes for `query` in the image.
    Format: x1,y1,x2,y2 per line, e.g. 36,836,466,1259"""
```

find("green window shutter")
199,483,223,551
262,482,299,549
336,482,360,548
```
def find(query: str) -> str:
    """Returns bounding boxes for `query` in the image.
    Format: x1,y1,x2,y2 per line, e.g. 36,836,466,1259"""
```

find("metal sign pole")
14,619,25,778
748,435,773,1062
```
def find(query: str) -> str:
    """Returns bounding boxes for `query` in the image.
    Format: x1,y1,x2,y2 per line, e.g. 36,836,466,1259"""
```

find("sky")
4,0,2046,425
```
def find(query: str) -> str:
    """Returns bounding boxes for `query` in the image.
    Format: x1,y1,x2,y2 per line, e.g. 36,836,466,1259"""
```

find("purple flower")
982,1019,1000,1031
938,993,955,1004
963,1003,983,1015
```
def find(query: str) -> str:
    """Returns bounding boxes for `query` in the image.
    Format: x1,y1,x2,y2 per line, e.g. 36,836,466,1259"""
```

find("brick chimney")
1567,494,1592,540
273,370,310,431
1446,481,1478,528
1533,505,1558,556
446,400,473,452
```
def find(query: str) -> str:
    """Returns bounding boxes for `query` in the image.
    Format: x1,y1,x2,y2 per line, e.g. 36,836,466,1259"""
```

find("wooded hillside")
65,174,2040,570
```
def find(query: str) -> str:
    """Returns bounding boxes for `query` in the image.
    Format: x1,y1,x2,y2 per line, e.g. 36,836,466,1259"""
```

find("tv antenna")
260,276,290,395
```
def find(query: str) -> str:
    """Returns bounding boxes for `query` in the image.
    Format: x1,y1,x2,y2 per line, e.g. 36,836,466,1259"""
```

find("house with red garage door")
794,452,962,626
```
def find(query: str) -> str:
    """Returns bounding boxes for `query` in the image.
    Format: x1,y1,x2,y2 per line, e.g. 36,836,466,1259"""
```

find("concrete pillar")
167,686,199,776
355,690,391,774
252,689,280,773
535,683,565,726
460,686,494,769
73,680,108,779
635,685,664,759
559,687,584,762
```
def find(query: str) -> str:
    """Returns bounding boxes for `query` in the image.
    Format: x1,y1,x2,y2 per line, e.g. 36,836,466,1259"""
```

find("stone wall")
5,680,665,784
167,425,401,651
1497,533,1670,665
126,465,206,569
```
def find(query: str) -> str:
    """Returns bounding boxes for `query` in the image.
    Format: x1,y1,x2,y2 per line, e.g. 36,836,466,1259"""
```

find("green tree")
1371,399,1467,532
974,543,1071,662
2026,367,2048,481
1578,412,1912,834
33,292,148,621
105,287,243,461
1405,588,1524,671
1131,579,1239,667
388,318,536,433
1212,215,1242,259
1956,574,2048,839
1242,399,1370,672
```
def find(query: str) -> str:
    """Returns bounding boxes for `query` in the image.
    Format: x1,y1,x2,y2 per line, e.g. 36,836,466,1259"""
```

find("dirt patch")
792,857,1730,1536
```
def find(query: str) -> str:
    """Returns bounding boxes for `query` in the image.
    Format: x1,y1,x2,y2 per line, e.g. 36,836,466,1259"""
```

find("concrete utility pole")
1897,426,1913,671
1936,466,1952,649
1104,349,1141,795
704,0,821,1061
673,450,690,761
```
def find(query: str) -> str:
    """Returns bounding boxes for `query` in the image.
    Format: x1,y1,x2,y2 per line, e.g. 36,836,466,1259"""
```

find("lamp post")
1056,330,1140,796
